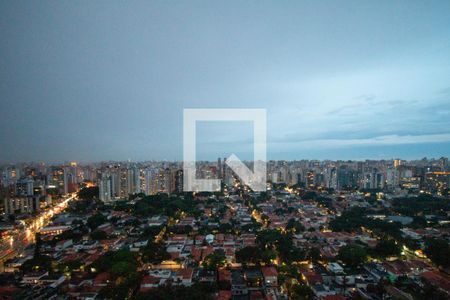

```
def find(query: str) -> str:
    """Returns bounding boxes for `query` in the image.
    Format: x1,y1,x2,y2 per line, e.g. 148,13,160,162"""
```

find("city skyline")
1,1,450,163
1,2,450,299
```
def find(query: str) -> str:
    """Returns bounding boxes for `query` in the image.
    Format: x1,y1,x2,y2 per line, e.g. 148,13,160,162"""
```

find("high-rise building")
217,158,222,180
47,167,68,195
174,169,183,193
99,174,112,202
126,166,140,195
306,170,315,189
144,168,159,195
15,178,34,197
361,170,385,189
4,196,40,215
337,166,356,190
386,168,400,189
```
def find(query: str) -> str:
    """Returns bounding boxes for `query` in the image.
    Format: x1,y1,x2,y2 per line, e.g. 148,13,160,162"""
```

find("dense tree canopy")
90,229,108,240
286,218,305,233
87,213,107,230
424,238,450,268
133,194,201,218
141,241,171,264
329,207,402,238
337,245,368,268
78,186,99,200
202,250,226,270
373,239,401,258
391,195,450,217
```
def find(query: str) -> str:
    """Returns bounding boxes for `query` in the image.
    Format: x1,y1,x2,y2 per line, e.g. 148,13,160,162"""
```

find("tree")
373,239,401,258
78,186,99,200
337,245,367,268
290,284,315,300
256,229,284,249
58,260,83,273
424,238,450,268
98,271,142,300
261,249,277,264
34,233,42,258
286,218,305,233
202,250,226,270
302,191,317,200
21,255,54,273
87,213,107,230
111,261,135,278
307,247,321,263
329,207,366,232
142,241,171,264
411,216,427,228
218,223,233,234
90,229,108,240
90,250,137,274
236,246,263,266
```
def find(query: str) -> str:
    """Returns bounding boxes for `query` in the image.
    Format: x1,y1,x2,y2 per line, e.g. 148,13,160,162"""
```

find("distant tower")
217,158,222,180
394,159,402,169
174,169,183,194
99,174,112,202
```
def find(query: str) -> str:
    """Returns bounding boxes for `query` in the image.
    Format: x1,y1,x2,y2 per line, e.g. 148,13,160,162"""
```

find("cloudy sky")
1,1,449,162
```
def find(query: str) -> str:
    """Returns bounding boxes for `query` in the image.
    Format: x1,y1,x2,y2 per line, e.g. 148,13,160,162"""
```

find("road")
0,193,77,270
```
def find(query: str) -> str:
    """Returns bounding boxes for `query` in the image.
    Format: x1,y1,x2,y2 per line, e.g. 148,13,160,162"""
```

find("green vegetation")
372,239,401,258
141,241,171,264
337,245,368,268
289,284,315,300
202,249,226,270
92,250,141,300
132,194,201,218
392,194,450,217
20,255,54,273
90,229,108,240
286,218,305,233
329,207,402,238
91,250,138,274
424,238,450,268
57,260,83,273
235,246,276,266
78,186,99,200
98,271,142,300
87,213,107,230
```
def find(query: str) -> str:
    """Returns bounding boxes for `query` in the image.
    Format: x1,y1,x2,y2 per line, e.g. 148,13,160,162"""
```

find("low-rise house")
140,275,162,292
55,239,73,251
421,271,450,297
311,284,336,298
197,269,216,283
327,263,344,275
93,272,111,287
231,270,248,297
364,263,389,282
174,268,194,286
22,271,49,284
261,267,278,287
244,269,263,288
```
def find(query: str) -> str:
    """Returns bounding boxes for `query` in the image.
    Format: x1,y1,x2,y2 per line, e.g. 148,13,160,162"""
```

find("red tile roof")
261,266,278,277
323,296,347,300
178,268,194,280
141,275,160,285
93,272,110,286
216,290,232,300
421,271,450,293
218,269,231,282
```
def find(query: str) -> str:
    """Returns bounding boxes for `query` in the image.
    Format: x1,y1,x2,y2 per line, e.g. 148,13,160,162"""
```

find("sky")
0,1,450,163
